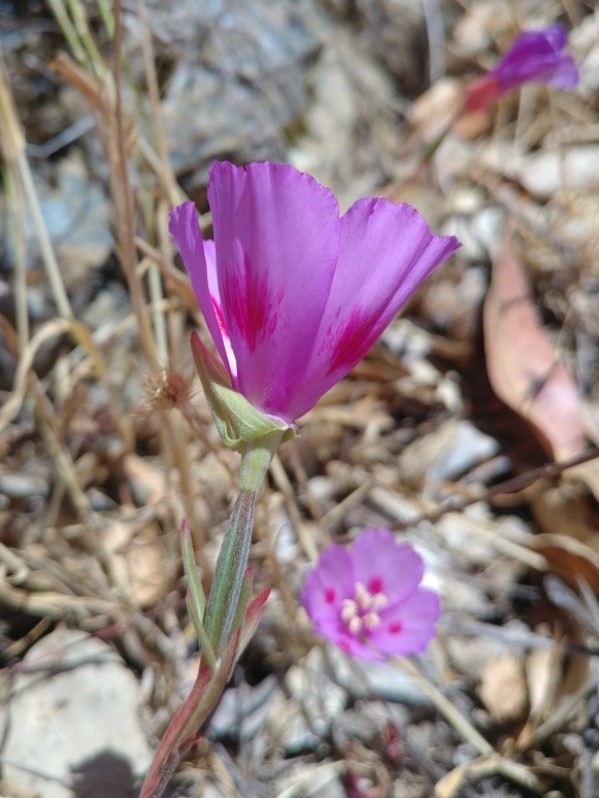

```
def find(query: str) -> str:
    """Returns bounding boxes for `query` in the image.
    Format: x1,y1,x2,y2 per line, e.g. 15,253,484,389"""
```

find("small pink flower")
301,529,440,661
464,25,579,112
169,162,459,424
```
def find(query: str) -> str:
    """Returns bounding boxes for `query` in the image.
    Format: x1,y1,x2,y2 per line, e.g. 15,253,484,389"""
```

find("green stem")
140,625,242,798
204,431,283,654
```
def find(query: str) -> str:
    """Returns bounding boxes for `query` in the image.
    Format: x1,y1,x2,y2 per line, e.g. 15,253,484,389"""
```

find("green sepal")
190,330,296,450
181,520,216,671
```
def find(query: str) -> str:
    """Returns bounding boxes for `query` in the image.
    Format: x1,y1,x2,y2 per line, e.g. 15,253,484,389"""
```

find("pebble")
0,628,152,798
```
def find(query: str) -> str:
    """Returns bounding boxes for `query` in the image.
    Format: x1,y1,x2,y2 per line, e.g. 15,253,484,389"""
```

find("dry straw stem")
4,170,29,350
0,315,94,518
135,0,181,208
366,482,548,571
110,0,156,366
2,617,53,661
49,5,151,366
270,454,321,563
48,0,185,365
0,577,116,623
0,317,104,431
276,761,347,798
399,658,544,796
48,0,208,538
32,378,92,518
0,45,72,320
382,446,599,572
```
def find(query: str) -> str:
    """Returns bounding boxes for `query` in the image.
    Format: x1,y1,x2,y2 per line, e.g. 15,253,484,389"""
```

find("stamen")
341,599,358,624
355,582,371,609
341,579,388,637
364,612,381,631
371,593,388,612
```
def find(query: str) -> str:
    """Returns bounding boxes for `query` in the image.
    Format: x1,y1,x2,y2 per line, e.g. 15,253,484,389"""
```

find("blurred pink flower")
301,529,440,661
464,25,579,112
169,162,459,424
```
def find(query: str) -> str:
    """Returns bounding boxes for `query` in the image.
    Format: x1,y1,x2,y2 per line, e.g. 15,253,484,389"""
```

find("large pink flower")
464,25,579,112
169,161,459,423
301,529,440,661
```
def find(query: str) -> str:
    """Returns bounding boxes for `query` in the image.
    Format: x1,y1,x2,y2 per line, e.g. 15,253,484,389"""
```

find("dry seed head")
144,365,196,414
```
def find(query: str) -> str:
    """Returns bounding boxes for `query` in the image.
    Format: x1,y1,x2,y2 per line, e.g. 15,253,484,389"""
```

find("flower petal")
349,528,426,605
492,26,579,91
208,161,341,421
301,545,354,630
334,632,387,662
169,203,233,376
300,198,459,410
371,588,440,656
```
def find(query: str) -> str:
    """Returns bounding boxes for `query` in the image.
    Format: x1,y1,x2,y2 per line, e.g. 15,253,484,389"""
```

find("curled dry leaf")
516,636,591,752
534,533,599,594
483,230,586,463
531,476,599,544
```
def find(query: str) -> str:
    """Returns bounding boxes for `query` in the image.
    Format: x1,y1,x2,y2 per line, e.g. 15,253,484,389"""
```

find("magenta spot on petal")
324,587,336,604
212,299,228,336
368,576,384,594
326,309,378,376
222,253,279,352
387,621,403,635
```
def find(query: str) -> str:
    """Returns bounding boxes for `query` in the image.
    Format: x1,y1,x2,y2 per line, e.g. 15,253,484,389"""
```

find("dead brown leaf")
534,533,599,595
517,640,590,752
484,231,586,463
478,653,528,725
531,478,599,542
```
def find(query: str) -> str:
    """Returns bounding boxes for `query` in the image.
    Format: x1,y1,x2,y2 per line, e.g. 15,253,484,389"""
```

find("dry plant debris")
1,0,599,796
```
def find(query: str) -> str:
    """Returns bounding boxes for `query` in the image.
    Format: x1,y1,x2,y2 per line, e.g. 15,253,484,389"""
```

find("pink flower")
464,25,579,112
169,162,459,424
301,529,440,661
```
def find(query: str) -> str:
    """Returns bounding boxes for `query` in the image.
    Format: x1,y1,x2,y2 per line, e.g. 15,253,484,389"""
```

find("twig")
110,0,157,366
390,446,599,530
4,169,29,350
136,0,180,206
0,45,72,319
270,454,320,562
399,657,544,794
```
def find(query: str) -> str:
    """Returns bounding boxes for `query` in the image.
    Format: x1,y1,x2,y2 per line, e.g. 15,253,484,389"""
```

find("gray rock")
153,0,324,177
0,628,152,798
266,647,347,753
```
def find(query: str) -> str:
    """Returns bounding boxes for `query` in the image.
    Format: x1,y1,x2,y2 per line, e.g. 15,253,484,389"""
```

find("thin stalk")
5,170,29,350
110,0,156,365
136,0,180,206
140,627,242,798
163,413,204,550
66,0,106,74
0,45,72,319
95,0,115,37
204,432,283,655
45,0,87,64
147,254,168,362
399,657,543,793
32,379,91,518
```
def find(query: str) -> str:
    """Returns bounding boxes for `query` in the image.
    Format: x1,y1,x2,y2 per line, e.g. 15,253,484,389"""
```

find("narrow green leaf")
181,520,216,671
